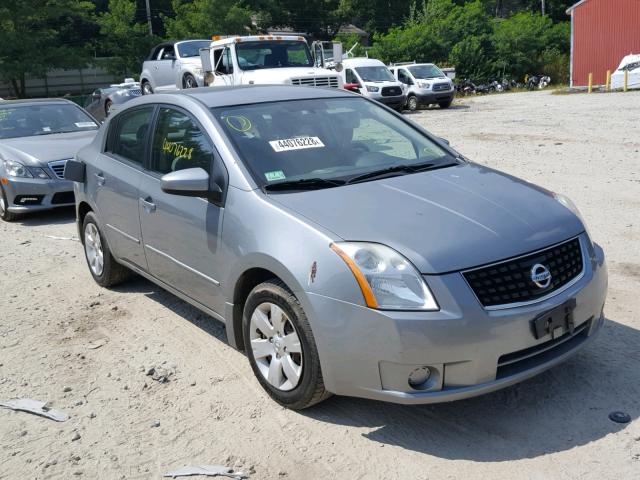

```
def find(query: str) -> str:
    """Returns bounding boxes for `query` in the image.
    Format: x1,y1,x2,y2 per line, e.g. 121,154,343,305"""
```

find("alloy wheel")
185,75,197,88
84,223,104,276
0,195,6,216
407,96,418,111
142,82,152,95
249,302,303,391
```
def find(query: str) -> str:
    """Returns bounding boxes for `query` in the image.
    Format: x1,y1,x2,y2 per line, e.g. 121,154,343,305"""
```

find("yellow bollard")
588,73,593,93
624,70,629,92
606,70,611,91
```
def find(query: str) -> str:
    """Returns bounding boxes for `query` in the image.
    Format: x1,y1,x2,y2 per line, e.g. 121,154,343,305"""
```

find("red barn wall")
570,0,640,86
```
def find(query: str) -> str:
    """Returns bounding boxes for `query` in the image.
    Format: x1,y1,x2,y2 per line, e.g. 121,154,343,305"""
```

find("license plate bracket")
531,298,577,340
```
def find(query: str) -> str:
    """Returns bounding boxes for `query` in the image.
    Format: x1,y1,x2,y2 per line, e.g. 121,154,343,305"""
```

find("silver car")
0,99,98,221
84,80,142,121
69,86,607,409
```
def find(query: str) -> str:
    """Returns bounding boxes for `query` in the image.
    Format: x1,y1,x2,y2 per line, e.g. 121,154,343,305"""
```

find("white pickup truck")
198,35,343,89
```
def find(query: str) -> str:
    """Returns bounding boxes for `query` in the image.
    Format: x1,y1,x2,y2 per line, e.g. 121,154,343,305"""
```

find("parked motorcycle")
456,78,477,95
526,75,551,90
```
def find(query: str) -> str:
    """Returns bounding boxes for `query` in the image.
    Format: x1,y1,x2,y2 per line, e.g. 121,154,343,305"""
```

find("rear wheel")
439,99,452,108
406,95,418,111
82,212,129,287
183,74,198,89
141,81,153,95
243,279,330,409
0,185,19,222
104,99,113,116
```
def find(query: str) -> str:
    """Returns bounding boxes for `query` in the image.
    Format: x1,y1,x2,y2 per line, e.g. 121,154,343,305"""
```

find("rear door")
155,46,177,90
90,106,155,270
138,106,226,313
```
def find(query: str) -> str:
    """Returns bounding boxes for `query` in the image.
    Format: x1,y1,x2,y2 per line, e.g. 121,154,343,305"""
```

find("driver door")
138,106,226,313
155,46,177,91
212,47,234,86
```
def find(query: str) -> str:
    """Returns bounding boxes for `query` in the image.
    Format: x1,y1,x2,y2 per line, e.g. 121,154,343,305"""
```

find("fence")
0,61,123,99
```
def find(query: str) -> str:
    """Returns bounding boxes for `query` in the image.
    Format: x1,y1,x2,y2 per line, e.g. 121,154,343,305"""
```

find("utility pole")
541,0,546,15
145,0,153,36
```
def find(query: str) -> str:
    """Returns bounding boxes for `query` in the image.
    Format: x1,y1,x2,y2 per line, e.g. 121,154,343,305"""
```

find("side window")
107,107,154,164
345,69,358,84
398,69,412,85
151,108,213,175
214,48,233,75
161,46,175,60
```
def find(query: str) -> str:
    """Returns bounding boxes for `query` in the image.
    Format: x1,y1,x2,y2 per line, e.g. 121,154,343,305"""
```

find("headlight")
331,242,439,311
417,81,431,89
554,193,592,241
3,159,32,178
366,85,380,93
27,167,51,179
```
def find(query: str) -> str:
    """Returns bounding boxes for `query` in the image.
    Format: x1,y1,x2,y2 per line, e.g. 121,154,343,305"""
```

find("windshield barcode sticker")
269,136,325,152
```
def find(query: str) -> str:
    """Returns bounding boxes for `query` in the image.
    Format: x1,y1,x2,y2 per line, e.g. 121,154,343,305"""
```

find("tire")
104,99,113,117
0,184,19,222
406,95,418,111
141,81,153,95
82,212,129,287
183,74,198,89
438,100,452,109
243,279,331,409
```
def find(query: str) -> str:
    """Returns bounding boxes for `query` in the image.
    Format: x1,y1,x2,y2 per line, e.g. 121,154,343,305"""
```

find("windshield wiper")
263,178,346,192
346,162,438,185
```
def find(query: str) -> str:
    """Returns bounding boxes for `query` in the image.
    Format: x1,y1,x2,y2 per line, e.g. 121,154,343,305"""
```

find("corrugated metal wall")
571,0,640,86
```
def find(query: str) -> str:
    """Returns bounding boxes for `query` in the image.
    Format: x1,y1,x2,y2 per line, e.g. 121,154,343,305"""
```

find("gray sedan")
0,99,98,221
84,81,142,121
69,86,607,409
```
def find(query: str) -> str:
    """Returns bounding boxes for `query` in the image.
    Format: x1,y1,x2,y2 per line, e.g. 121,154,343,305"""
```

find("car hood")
270,163,585,273
240,67,340,84
0,130,97,166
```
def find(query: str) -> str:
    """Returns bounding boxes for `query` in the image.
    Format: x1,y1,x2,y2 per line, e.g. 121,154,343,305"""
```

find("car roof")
0,98,75,107
342,58,386,68
178,85,354,108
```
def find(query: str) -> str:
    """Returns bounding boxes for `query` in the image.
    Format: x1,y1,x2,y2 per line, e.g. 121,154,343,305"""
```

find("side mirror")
438,137,450,146
64,159,85,183
161,167,210,197
343,82,361,92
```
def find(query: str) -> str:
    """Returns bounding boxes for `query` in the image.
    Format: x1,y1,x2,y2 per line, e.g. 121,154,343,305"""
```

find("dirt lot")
1,90,639,480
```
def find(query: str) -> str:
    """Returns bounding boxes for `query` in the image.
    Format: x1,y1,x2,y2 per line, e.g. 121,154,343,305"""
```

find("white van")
389,63,455,111
339,58,406,111
611,54,640,90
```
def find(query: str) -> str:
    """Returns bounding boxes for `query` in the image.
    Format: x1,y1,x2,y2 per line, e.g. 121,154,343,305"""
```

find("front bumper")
302,234,608,404
414,89,455,105
373,95,407,108
2,176,75,212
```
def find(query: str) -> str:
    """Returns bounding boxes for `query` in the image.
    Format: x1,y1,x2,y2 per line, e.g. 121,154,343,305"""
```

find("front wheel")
243,280,330,409
0,185,19,222
82,212,130,287
183,74,198,89
406,95,418,111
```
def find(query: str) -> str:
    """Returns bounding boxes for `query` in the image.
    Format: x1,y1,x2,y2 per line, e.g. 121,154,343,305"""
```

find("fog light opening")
408,366,432,390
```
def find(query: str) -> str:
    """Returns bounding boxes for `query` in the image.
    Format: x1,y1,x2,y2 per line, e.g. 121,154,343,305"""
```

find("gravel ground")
1,90,639,479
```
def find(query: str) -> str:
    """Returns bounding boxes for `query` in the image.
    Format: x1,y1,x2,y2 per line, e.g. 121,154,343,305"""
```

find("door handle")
94,172,105,186
140,197,156,213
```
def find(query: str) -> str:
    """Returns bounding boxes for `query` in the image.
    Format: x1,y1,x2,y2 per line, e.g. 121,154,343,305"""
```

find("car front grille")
48,160,69,179
463,237,584,308
433,82,450,92
129,88,142,96
291,76,340,88
381,86,403,96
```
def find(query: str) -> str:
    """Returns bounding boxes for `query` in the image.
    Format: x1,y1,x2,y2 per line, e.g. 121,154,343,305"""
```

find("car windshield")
236,41,314,70
213,97,457,189
409,65,445,79
0,103,98,140
355,66,395,82
177,40,210,58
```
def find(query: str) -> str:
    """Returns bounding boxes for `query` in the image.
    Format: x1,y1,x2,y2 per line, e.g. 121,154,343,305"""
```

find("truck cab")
339,58,406,111
140,40,211,94
200,35,343,89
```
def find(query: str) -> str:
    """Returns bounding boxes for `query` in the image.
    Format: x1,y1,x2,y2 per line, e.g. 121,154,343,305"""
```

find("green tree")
163,0,254,38
0,0,94,97
96,0,159,78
